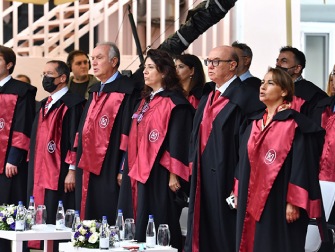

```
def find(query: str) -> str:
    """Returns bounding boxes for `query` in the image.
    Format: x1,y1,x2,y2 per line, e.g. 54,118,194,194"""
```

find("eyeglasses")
204,59,232,67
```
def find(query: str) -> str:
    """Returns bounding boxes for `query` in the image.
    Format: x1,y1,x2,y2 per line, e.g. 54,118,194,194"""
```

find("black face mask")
42,76,57,93
276,65,296,72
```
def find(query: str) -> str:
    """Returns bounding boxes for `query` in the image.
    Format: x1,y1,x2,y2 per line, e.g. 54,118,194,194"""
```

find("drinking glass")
124,218,136,240
109,225,120,248
65,209,75,228
35,205,47,225
157,224,170,246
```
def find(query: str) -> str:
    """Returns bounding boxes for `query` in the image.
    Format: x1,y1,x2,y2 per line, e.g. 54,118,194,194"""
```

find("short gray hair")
96,41,120,67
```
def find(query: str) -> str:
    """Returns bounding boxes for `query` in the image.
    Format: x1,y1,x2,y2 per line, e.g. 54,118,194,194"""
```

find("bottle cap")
149,214,153,219
102,216,107,220
18,201,23,205
75,210,79,215
118,209,122,213
30,196,34,200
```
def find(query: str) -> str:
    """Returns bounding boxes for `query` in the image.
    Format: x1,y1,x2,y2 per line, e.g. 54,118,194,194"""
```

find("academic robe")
118,90,193,252
75,74,141,222
0,78,36,251
0,78,36,205
27,91,85,249
291,79,327,118
235,109,325,252
184,78,265,252
188,86,203,109
243,76,261,93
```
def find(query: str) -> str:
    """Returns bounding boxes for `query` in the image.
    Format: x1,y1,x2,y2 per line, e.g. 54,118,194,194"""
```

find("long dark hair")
175,54,205,91
142,49,183,99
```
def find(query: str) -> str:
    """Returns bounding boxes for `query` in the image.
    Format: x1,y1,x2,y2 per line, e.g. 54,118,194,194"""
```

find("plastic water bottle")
99,216,109,250
15,201,26,231
25,196,36,230
72,210,80,232
115,209,125,240
55,200,65,230
145,215,156,248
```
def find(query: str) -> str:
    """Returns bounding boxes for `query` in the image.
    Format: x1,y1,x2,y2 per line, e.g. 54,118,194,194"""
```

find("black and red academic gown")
291,78,327,118
0,78,36,205
313,96,335,181
27,91,85,249
75,74,141,222
0,78,36,251
188,86,203,109
184,78,265,252
118,90,193,252
235,109,325,252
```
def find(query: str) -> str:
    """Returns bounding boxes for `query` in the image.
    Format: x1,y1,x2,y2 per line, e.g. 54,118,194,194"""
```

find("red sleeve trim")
11,131,30,151
159,150,191,181
189,162,193,176
65,150,77,165
73,132,79,148
234,178,239,197
287,182,322,218
120,134,129,151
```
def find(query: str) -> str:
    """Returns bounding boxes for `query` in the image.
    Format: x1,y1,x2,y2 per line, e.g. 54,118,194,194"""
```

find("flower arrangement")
72,220,100,248
0,204,17,231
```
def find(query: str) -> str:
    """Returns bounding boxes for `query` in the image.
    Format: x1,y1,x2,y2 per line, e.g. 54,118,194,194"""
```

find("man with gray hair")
75,42,142,221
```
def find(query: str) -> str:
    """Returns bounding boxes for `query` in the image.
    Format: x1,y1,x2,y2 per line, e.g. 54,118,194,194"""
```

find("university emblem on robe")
47,140,56,153
149,129,159,142
0,118,4,131
264,149,276,164
99,115,109,128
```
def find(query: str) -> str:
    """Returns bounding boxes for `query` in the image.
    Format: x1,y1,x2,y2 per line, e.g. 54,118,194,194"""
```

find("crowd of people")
0,40,334,252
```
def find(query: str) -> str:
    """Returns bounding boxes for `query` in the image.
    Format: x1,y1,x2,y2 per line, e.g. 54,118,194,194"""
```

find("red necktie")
44,96,53,116
212,90,221,103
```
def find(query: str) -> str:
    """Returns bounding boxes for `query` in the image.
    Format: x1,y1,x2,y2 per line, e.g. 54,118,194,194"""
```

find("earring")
162,75,165,78
190,75,193,79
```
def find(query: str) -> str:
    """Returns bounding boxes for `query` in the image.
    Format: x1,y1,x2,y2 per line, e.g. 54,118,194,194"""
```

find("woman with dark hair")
118,49,193,251
175,54,205,109
235,68,325,252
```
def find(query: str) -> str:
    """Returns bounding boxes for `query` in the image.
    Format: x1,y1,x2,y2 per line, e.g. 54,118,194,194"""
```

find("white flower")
88,232,99,244
90,226,96,233
82,220,93,227
79,227,87,235
79,235,86,242
6,217,14,225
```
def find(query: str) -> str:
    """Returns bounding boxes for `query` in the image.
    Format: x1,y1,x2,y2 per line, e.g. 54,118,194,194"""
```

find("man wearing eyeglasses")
27,60,85,250
185,46,264,252
276,46,327,118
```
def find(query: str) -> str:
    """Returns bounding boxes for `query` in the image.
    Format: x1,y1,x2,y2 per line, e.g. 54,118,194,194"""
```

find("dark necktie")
99,83,105,95
44,96,53,116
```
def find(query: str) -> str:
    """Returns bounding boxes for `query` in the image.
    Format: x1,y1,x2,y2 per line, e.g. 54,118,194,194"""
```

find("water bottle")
115,209,125,240
99,216,109,250
25,196,36,230
55,200,65,230
145,214,156,248
72,210,80,232
15,201,26,231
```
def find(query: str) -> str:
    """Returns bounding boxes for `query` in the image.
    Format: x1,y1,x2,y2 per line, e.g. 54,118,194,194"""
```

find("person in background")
16,74,31,84
118,49,193,252
75,42,141,222
0,45,36,251
66,49,98,100
326,65,335,96
276,46,327,118
184,46,264,252
232,41,261,90
235,67,324,252
175,54,205,109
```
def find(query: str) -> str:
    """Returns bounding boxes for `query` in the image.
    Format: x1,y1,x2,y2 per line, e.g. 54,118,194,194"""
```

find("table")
0,224,72,252
59,241,178,252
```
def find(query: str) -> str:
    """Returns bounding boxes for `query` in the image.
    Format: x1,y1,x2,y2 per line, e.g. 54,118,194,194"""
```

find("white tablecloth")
59,241,178,252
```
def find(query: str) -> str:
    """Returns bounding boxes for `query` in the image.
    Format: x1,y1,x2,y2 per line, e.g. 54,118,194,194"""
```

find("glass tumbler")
35,205,47,225
109,225,120,248
157,224,170,246
124,218,136,240
65,209,75,228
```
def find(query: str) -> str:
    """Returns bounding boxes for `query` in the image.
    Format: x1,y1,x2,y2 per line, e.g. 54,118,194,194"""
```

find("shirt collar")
216,75,237,94
150,87,164,100
294,75,303,83
239,70,253,82
50,86,69,105
102,71,120,85
0,75,12,87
